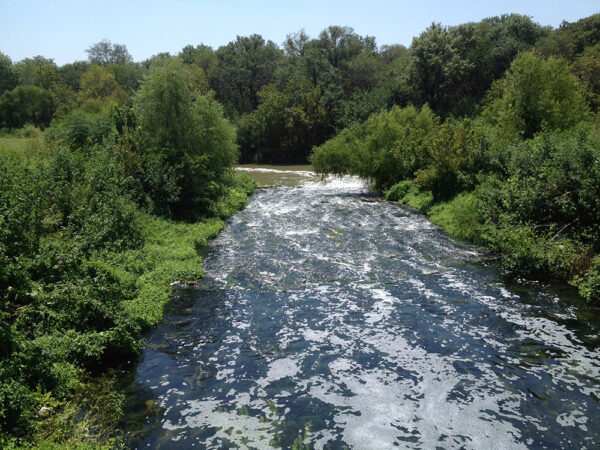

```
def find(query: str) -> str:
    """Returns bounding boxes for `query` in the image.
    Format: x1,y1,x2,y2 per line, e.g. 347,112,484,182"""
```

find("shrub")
429,192,483,242
0,85,56,129
45,111,114,152
575,257,600,304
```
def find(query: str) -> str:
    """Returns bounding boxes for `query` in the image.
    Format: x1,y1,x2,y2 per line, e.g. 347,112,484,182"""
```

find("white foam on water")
133,173,599,449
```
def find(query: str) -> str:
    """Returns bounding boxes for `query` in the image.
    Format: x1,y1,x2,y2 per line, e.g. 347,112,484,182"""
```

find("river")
122,168,600,449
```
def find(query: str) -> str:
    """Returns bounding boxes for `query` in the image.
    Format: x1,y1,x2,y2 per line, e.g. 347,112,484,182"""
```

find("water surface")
123,171,600,449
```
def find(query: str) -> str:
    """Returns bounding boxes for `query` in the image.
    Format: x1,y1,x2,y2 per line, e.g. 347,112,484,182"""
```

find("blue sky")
1,0,598,65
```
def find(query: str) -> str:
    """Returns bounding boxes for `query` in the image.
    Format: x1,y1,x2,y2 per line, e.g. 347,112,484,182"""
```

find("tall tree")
86,40,132,65
284,30,310,58
410,23,473,115
135,60,238,216
14,56,57,90
0,53,19,95
78,65,127,112
484,51,589,139
210,34,283,117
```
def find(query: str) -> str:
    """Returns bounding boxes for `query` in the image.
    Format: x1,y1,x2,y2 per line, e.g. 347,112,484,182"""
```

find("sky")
1,0,598,65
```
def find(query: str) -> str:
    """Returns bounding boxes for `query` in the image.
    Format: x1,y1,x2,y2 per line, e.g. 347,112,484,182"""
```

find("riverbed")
122,168,600,449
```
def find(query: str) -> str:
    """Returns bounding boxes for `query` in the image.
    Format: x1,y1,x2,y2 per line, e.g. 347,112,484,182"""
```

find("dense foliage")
312,49,600,303
7,14,593,163
134,60,238,217
0,60,250,445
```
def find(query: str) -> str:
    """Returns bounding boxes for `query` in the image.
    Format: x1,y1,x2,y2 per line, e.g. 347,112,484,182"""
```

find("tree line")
2,14,598,164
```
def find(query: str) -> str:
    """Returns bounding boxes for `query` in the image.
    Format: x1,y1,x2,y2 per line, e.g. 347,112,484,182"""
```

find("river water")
123,169,600,449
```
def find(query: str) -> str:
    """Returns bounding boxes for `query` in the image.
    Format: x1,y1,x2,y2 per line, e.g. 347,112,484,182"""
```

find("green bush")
45,111,114,152
479,125,600,250
482,222,581,279
0,85,56,129
429,192,483,242
385,180,433,213
384,180,413,202
576,257,600,304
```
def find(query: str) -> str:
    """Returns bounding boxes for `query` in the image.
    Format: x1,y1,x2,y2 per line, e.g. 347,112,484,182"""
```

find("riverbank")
3,185,254,449
0,133,255,447
381,179,599,303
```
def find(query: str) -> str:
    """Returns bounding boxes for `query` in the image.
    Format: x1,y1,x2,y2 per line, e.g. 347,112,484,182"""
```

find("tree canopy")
86,39,133,65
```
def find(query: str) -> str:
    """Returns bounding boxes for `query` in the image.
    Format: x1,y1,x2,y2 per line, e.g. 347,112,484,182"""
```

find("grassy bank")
1,67,255,445
0,160,254,447
383,178,597,300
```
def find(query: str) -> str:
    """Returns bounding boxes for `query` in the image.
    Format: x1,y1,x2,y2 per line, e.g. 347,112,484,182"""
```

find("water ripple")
124,176,600,449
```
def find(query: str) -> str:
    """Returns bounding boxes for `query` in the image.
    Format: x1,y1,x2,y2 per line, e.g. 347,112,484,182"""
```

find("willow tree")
134,60,238,218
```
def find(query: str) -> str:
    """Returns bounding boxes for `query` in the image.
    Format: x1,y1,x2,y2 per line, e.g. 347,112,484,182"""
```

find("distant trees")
14,56,58,90
1,14,599,164
209,34,284,117
0,53,19,95
238,78,327,162
56,60,90,91
86,39,132,65
0,85,55,128
410,15,548,116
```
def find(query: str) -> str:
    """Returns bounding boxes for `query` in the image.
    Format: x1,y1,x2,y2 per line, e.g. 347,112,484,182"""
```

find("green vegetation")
0,59,253,446
312,45,600,304
1,11,600,445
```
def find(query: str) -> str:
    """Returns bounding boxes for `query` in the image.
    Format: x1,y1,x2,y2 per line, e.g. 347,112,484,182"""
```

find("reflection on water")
123,170,600,449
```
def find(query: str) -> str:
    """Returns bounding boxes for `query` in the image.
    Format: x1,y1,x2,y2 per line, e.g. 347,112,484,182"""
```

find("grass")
0,136,53,163
121,214,226,328
429,192,482,242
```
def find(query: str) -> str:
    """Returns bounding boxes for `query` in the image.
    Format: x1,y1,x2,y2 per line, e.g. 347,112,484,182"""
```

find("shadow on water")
121,169,600,449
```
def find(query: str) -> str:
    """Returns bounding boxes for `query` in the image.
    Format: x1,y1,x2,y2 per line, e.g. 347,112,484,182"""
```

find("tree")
573,44,600,111
14,56,57,90
284,30,310,58
134,60,238,217
484,51,589,139
0,53,19,95
0,85,56,128
179,44,218,74
57,60,90,90
141,52,177,70
535,14,600,60
106,62,143,93
316,26,374,69
239,78,327,163
86,40,132,65
409,15,547,116
78,65,127,112
410,23,473,115
210,34,284,117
